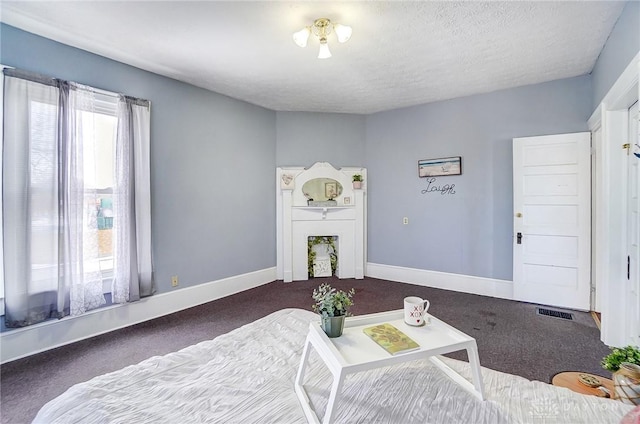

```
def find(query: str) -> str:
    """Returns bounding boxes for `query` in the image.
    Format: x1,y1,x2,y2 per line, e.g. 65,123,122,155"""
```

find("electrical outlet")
171,276,179,287
403,217,409,225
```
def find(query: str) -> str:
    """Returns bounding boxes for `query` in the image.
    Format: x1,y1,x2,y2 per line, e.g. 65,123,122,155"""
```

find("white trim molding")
589,52,640,129
589,51,639,347
366,263,513,300
0,267,276,364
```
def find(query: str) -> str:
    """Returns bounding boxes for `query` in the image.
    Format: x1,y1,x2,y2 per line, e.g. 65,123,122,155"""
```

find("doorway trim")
588,52,639,346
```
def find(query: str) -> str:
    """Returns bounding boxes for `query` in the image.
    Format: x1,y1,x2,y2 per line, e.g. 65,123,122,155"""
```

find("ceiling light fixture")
293,18,352,59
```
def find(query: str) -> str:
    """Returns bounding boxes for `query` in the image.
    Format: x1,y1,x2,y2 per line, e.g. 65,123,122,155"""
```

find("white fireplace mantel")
276,162,367,282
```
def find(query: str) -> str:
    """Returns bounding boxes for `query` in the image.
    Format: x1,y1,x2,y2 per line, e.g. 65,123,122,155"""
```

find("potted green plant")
602,345,640,372
352,174,363,189
312,283,355,337
602,345,640,404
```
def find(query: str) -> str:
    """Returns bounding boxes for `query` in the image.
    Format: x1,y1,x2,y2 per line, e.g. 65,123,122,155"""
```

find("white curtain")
3,73,64,326
66,84,107,315
3,69,152,327
112,96,153,303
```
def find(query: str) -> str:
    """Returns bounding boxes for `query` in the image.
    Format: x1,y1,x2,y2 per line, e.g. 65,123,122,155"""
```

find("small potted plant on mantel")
352,174,363,189
312,283,355,338
602,345,640,404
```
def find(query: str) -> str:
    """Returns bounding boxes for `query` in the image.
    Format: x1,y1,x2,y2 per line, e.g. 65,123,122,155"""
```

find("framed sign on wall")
418,156,462,177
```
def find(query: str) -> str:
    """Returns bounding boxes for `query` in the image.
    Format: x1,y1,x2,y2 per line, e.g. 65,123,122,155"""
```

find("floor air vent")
536,307,574,321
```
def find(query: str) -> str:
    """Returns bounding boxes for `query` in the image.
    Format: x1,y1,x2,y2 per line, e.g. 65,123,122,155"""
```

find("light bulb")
293,27,311,48
333,24,352,43
318,42,331,59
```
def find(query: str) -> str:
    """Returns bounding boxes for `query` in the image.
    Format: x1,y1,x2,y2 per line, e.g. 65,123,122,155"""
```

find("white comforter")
34,309,633,423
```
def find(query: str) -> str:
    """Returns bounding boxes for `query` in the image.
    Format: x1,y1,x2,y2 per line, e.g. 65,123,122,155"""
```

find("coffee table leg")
466,344,485,400
295,335,322,423
296,334,312,388
323,370,345,424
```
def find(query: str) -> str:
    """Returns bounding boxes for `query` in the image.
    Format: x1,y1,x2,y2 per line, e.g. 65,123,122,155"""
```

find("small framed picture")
325,182,338,199
343,196,351,205
418,156,462,177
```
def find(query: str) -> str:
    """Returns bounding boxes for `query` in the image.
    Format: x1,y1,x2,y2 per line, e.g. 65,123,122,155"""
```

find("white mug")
404,296,431,326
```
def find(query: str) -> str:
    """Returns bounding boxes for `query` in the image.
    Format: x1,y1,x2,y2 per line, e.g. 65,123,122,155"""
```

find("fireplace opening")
308,236,338,278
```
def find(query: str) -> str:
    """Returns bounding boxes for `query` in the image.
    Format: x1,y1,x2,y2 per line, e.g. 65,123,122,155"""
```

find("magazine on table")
363,323,420,355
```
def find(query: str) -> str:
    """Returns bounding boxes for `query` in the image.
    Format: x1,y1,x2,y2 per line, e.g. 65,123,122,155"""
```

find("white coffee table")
294,309,485,424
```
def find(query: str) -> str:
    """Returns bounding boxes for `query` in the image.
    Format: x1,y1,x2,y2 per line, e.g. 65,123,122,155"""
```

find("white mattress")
34,309,633,423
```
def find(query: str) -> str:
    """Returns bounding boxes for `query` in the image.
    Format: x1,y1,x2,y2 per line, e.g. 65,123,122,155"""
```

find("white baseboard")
0,267,276,364
366,263,513,300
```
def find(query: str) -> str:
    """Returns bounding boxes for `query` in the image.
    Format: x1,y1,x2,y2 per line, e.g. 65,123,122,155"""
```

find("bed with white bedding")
34,309,633,423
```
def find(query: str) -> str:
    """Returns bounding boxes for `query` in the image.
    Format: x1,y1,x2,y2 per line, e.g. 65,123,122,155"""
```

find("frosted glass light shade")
333,24,352,43
318,42,332,59
293,27,311,47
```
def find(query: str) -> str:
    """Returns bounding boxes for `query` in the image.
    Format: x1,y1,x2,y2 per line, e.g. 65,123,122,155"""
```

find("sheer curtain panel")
112,96,153,303
66,85,108,315
3,72,66,326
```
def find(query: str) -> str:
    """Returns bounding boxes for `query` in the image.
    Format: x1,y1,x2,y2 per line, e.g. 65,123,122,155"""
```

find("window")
78,100,118,294
2,68,153,328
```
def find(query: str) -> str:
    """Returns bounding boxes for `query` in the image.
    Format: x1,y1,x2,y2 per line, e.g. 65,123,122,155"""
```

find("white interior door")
513,132,591,310
626,101,640,346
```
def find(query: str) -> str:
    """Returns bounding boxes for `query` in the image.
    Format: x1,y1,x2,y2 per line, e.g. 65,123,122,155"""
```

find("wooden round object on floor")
552,371,614,398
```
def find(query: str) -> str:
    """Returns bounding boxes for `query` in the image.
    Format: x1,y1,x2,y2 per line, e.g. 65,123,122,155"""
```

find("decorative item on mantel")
602,345,640,404
308,236,338,278
281,173,295,189
352,174,363,189
312,283,355,338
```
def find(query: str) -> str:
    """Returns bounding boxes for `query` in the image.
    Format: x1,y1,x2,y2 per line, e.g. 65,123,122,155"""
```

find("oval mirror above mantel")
302,178,343,203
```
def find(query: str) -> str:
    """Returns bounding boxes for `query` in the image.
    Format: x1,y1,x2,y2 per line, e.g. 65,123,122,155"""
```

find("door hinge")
624,143,631,155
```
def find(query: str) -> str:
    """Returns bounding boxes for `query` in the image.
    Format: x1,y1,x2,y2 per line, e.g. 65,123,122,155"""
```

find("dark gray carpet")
0,277,610,424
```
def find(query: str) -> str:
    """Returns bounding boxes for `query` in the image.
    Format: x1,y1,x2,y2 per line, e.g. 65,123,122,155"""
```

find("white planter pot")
613,362,640,405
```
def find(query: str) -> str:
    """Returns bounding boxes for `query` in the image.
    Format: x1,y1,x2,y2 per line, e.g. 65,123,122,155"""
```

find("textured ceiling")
0,1,627,114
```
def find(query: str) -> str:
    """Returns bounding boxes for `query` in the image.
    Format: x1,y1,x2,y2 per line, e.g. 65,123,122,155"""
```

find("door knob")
516,212,522,218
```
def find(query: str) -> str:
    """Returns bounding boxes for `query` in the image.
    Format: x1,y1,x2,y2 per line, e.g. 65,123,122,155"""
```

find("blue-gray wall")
365,76,592,281
1,3,636,292
276,111,366,168
0,23,277,293
591,1,640,109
